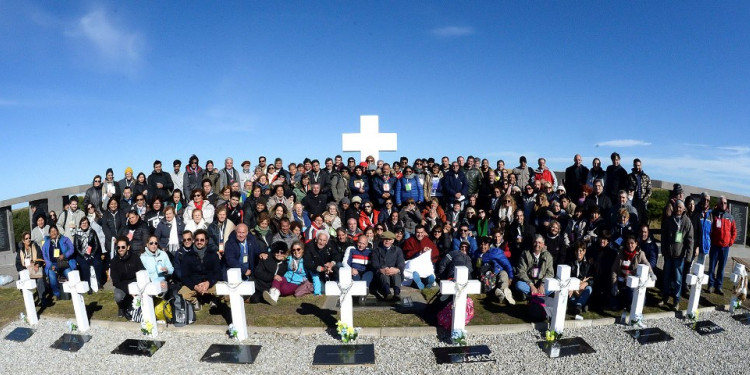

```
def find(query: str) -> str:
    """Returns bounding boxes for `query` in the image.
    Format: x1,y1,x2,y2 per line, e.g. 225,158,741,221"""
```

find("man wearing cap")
627,158,651,225
371,231,405,300
564,154,589,202
663,183,685,219
218,157,240,192
707,196,737,295
239,160,253,188
118,167,136,193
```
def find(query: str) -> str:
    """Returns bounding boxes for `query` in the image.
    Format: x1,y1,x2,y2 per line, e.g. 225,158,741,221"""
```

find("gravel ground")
1,311,749,374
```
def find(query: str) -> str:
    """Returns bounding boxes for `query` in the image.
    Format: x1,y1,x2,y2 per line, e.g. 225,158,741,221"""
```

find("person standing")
148,160,174,204
659,200,693,309
605,152,628,202
707,196,737,295
627,158,652,225
564,154,589,204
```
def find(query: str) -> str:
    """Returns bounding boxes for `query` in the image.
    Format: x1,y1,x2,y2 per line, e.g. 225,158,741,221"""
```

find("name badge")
675,232,683,244
615,237,623,246
243,255,248,263
622,260,631,267
405,182,412,192
532,267,539,279
716,219,722,228
383,183,390,192
54,249,60,258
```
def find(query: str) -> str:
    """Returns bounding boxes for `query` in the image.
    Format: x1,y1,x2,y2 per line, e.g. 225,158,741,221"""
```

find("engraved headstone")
432,345,495,364
50,333,92,352
688,320,725,336
625,327,673,345
111,339,165,357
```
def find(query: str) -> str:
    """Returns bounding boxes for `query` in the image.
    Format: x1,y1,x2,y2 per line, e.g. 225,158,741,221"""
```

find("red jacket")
710,210,737,248
402,236,440,264
358,209,379,231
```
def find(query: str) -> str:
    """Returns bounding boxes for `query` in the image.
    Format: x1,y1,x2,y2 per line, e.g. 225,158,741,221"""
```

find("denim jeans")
352,270,374,288
411,271,435,290
708,246,730,289
570,285,593,308
515,280,553,297
47,259,78,297
662,256,684,301
695,252,707,265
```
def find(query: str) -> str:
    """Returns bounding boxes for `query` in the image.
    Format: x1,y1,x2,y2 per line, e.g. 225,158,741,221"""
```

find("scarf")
168,219,178,246
255,225,270,238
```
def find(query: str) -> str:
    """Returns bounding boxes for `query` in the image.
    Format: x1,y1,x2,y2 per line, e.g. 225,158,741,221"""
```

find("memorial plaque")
625,327,674,345
732,313,750,325
687,320,725,336
312,344,375,367
538,337,596,358
0,207,11,252
50,333,92,352
5,327,34,342
432,345,495,364
112,339,165,357
200,344,261,364
729,201,747,246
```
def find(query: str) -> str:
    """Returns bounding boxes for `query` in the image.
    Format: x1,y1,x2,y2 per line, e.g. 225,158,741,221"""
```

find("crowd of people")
16,152,738,320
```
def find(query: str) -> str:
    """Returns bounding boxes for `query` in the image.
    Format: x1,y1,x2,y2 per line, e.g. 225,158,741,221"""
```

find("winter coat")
180,245,222,289
73,228,102,260
395,174,424,206
371,174,398,207
140,249,174,282
110,250,145,292
399,207,422,235
222,231,263,278
627,170,652,203
371,243,405,273
711,209,737,248
330,171,349,203
42,236,75,273
183,200,215,225
480,247,514,280
661,214,694,260
147,170,174,203
254,256,289,291
441,171,468,203
183,166,204,196
437,250,473,279
154,217,186,250
118,219,150,254
102,209,125,254
516,250,555,286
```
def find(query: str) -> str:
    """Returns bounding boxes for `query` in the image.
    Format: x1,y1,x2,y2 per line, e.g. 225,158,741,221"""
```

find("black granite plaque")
50,333,92,352
625,327,674,345
538,337,596,358
729,201,747,245
732,313,750,325
5,327,34,342
687,320,725,336
432,345,495,364
111,339,165,357
200,344,261,364
0,207,10,252
312,344,375,367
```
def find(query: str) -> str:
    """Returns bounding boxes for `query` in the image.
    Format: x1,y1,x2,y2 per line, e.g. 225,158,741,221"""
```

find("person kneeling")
109,237,145,318
178,229,222,311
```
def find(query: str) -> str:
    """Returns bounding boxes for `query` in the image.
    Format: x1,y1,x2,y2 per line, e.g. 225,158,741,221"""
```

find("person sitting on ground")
438,240,474,280
371,231,405,300
402,224,439,290
42,225,77,299
611,235,655,311
304,231,337,295
16,231,46,305
476,237,515,304
451,223,478,257
347,235,374,303
514,234,555,300
263,241,311,304
139,235,173,290
254,241,290,304
109,237,145,318
178,229,222,311
568,241,594,315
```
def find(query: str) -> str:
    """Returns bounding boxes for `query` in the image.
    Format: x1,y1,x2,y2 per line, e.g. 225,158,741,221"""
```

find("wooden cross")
544,265,580,334
62,270,90,332
685,262,709,317
342,115,397,162
216,268,255,341
325,267,367,328
627,264,655,324
128,270,166,337
15,270,39,325
439,266,481,332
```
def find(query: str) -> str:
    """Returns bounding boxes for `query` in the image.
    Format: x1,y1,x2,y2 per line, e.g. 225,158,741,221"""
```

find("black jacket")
74,229,102,260
254,256,288,291
147,170,174,203
302,191,329,218
102,209,125,253
118,219,150,254
180,245,222,290
110,250,145,292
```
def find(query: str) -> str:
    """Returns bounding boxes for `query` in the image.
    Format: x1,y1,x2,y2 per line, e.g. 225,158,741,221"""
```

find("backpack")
479,264,497,294
172,293,195,327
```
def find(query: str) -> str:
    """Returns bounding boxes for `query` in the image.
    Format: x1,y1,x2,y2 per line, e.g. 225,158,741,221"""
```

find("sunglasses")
183,238,193,242
23,237,30,241
195,238,205,242
148,241,158,245
292,248,303,251
94,180,101,183
117,245,127,249
137,198,144,201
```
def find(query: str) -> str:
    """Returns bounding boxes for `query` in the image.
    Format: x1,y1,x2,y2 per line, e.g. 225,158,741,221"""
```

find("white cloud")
431,26,475,38
596,139,652,147
68,9,144,70
717,146,750,155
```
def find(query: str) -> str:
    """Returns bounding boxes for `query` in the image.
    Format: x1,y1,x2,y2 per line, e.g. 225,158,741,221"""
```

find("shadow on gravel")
297,303,337,327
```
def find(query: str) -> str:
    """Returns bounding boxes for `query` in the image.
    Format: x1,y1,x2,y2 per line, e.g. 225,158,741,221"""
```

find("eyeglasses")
183,238,193,242
195,238,205,242
148,241,158,245
94,180,101,183
136,198,144,201
117,245,127,249
193,195,202,199
23,237,30,241
364,205,372,208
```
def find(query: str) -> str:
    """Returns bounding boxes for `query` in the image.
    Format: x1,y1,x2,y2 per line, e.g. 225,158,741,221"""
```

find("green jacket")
516,249,555,286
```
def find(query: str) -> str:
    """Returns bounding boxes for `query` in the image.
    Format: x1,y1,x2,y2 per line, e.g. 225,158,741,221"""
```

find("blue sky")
2,1,749,202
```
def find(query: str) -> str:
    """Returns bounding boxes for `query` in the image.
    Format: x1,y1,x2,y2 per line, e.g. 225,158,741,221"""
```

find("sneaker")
494,288,505,304
574,314,584,321
263,288,279,306
503,287,516,305
193,301,202,311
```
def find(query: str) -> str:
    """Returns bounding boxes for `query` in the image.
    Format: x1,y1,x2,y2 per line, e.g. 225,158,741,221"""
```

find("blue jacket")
284,256,307,284
154,218,186,250
696,209,712,254
480,247,514,280
371,175,398,206
42,236,75,273
349,176,370,203
396,175,424,206
452,236,478,259
222,231,263,280
139,249,174,282
441,171,468,203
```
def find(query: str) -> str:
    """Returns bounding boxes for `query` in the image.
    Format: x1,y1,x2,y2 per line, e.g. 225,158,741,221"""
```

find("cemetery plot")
687,320,725,336
112,339,165,357
50,333,91,352
624,327,673,345
5,327,34,342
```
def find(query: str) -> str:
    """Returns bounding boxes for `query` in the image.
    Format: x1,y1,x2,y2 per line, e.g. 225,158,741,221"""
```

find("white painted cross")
326,267,367,328
627,264,655,324
62,270,90,332
216,268,255,341
16,270,39,325
685,262,709,317
342,115,397,162
440,266,481,332
128,270,166,337
544,265,581,334
729,264,747,314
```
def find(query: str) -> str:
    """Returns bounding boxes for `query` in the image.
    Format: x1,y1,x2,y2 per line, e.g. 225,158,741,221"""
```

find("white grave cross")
342,115,397,162
544,265,581,334
729,264,747,313
440,266,481,332
627,264,655,324
62,270,90,332
216,268,255,341
128,270,166,337
325,267,367,328
16,270,39,325
685,262,709,317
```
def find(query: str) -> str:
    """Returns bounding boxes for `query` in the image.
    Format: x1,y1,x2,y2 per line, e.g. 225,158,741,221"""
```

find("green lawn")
0,279,743,329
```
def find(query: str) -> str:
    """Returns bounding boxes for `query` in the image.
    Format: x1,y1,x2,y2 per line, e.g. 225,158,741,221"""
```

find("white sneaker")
263,288,280,305
635,320,647,329
494,288,505,304
503,287,516,305
574,315,584,321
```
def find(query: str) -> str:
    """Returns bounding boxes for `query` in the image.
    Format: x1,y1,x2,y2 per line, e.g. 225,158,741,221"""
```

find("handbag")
294,279,314,297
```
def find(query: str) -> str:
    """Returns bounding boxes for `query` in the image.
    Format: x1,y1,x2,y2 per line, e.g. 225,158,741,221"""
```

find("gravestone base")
625,327,673,345
112,339,165,357
432,345,495,364
50,333,92,352
687,320,725,336
732,313,750,325
5,327,34,342
312,344,375,368
200,344,261,364
537,337,596,358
